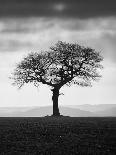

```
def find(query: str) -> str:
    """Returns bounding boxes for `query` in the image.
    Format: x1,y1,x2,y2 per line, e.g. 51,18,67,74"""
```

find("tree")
11,41,103,116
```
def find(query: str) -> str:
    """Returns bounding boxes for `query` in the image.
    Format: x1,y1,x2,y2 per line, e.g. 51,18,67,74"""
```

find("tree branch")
38,76,55,87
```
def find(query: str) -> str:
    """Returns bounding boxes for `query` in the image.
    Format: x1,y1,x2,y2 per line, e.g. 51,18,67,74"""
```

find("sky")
0,0,116,107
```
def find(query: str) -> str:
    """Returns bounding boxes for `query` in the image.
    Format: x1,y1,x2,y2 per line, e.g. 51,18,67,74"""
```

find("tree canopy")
12,41,103,89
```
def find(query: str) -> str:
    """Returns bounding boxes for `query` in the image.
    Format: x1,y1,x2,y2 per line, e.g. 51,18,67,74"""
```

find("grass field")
0,117,116,154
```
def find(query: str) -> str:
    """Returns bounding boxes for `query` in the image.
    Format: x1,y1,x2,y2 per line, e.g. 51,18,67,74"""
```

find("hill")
0,106,95,117
66,104,116,112
95,107,116,116
0,104,116,117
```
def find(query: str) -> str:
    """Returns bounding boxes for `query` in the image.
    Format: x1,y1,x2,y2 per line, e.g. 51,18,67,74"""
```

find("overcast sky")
0,0,116,107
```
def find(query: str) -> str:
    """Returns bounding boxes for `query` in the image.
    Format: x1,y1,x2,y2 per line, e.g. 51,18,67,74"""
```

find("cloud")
0,17,116,63
0,0,116,18
53,3,66,12
0,18,54,33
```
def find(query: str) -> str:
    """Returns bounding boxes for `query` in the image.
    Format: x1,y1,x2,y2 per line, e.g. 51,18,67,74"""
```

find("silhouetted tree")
11,41,103,116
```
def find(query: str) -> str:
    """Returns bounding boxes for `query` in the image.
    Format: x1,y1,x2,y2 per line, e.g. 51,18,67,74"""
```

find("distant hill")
59,107,95,117
95,107,116,116
0,104,116,117
0,107,32,114
0,106,95,117
66,104,116,112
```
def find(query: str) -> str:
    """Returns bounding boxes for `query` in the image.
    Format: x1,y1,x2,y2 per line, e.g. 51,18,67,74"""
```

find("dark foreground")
0,117,116,155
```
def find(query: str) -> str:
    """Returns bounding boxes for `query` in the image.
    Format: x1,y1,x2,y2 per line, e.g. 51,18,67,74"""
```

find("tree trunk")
52,87,60,116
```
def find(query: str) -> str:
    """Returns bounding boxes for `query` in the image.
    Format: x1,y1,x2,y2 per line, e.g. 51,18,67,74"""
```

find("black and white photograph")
0,0,116,154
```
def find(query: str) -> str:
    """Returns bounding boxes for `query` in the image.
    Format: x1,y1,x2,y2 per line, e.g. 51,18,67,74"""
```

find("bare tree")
11,41,103,116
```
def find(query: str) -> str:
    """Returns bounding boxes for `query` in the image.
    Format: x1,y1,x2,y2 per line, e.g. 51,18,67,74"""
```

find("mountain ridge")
0,104,116,117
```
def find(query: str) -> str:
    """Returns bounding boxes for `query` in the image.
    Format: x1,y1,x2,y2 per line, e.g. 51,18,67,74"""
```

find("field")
0,117,116,155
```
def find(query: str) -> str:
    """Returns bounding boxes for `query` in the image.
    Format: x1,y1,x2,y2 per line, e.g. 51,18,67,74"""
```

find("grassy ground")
0,117,116,155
